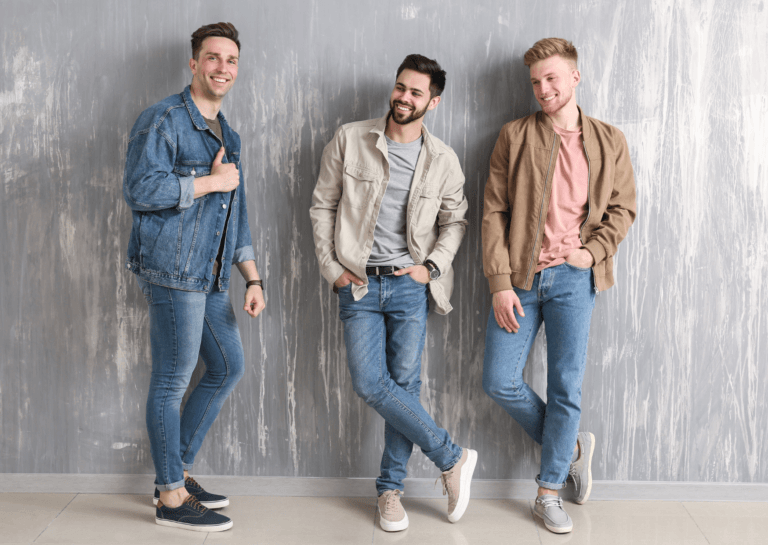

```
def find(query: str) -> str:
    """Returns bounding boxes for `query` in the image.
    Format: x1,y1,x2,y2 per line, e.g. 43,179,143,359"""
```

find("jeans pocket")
563,261,592,272
403,273,428,286
136,278,153,304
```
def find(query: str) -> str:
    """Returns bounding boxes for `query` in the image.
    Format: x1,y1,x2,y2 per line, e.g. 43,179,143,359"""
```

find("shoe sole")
533,509,573,534
575,432,595,505
447,448,477,523
155,518,233,532
153,497,229,509
378,506,409,532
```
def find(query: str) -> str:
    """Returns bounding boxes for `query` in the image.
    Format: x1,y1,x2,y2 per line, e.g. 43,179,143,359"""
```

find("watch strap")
246,279,264,291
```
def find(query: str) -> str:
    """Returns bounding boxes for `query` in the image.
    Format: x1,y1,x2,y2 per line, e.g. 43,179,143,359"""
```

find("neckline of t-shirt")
385,134,423,148
552,124,582,136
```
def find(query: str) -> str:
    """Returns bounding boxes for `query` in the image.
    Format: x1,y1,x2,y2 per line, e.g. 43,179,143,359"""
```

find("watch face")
429,269,440,280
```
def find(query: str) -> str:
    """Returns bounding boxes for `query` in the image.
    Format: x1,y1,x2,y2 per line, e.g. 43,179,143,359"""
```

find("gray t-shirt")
367,135,423,267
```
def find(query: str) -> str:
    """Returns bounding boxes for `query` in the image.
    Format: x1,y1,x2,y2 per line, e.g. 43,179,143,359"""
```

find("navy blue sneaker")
155,495,233,532
153,476,230,509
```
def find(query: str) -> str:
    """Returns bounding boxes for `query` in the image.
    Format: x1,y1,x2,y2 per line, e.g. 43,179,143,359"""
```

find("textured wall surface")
1,0,766,484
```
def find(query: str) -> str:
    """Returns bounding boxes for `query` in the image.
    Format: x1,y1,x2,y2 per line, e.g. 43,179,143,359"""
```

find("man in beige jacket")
482,38,636,534
310,54,477,533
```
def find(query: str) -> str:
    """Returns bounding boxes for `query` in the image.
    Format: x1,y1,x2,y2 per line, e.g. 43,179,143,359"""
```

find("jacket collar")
181,85,231,132
370,114,442,157
536,105,592,140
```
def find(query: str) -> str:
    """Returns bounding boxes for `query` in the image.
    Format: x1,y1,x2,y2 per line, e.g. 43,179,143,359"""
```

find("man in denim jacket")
310,54,477,533
123,23,264,532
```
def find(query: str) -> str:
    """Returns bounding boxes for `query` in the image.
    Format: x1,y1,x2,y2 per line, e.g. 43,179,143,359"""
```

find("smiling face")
189,36,239,101
388,69,441,126
529,54,580,117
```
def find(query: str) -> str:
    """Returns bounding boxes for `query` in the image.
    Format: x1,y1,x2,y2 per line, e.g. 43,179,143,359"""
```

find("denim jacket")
123,86,255,292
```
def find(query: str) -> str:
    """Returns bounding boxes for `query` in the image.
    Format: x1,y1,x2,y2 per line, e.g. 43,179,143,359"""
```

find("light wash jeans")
338,274,462,494
137,278,245,491
483,262,596,489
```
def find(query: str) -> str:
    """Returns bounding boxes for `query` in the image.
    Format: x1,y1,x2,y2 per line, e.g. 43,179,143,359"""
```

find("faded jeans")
338,274,462,494
137,278,245,491
483,262,596,489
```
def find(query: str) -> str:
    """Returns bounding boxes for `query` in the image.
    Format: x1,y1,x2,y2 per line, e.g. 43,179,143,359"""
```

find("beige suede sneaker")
439,448,478,523
377,489,408,532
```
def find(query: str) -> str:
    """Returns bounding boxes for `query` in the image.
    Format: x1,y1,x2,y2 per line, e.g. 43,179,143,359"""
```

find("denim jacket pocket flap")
174,164,211,178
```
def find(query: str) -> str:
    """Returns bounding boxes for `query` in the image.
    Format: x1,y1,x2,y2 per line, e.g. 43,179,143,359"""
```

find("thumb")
213,147,225,165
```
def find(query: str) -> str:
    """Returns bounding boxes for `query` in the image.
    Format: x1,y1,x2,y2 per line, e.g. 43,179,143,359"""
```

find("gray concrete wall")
1,0,766,484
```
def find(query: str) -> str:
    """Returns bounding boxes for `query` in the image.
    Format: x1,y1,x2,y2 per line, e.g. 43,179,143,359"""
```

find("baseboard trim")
1,474,765,501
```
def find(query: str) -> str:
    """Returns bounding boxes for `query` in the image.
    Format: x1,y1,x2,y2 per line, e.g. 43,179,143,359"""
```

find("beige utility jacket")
310,116,468,314
482,108,637,293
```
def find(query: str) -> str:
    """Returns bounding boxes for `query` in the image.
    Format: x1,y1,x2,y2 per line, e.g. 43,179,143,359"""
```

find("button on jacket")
482,108,637,294
123,86,255,292
310,116,468,315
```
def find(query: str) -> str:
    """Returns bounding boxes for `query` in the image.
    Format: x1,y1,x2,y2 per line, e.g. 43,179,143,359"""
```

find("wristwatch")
424,260,441,281
246,279,264,292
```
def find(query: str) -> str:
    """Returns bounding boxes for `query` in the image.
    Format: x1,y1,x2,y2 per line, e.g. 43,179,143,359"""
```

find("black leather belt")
366,266,401,276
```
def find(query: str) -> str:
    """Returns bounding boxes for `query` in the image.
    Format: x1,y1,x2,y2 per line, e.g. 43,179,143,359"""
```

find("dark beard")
389,101,427,125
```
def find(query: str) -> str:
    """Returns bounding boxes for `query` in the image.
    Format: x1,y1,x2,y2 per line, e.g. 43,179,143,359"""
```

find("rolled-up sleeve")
232,167,255,264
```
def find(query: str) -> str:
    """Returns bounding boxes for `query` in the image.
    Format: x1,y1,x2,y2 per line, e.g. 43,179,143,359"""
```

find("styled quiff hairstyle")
396,54,447,98
191,22,240,60
523,38,578,68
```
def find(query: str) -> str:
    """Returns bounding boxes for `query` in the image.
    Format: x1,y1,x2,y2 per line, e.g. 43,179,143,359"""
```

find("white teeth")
542,96,555,101
397,106,410,111
213,78,227,83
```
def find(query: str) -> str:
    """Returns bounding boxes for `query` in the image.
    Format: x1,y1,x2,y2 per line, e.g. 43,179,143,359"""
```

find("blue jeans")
482,262,596,490
137,278,245,491
338,274,462,494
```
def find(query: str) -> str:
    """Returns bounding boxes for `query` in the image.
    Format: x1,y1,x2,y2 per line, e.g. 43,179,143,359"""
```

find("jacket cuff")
425,254,448,277
232,245,255,264
583,240,606,265
177,175,195,210
488,274,513,294
322,261,346,285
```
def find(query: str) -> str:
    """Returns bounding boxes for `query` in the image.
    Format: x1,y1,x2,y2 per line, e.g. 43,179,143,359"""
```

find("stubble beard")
389,100,427,126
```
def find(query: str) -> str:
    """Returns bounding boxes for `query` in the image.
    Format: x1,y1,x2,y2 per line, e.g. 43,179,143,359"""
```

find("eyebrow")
396,82,427,94
531,71,556,81
204,51,239,60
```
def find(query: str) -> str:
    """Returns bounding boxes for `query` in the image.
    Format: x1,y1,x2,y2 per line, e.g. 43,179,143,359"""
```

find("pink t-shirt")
536,125,589,272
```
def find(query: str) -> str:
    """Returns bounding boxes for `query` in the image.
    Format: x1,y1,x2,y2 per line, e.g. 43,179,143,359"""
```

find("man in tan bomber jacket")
481,38,636,534
310,54,477,533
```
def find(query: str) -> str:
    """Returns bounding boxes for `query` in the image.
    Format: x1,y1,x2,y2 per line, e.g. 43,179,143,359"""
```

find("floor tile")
203,496,376,545
536,501,710,545
372,498,540,545
683,501,768,545
35,494,206,544
0,493,75,543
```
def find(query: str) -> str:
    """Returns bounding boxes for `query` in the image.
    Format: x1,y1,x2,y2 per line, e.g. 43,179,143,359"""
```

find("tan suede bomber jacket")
310,116,468,315
482,108,636,294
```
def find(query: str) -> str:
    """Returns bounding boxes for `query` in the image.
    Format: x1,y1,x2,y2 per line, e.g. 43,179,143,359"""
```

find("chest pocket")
342,164,379,209
173,162,212,179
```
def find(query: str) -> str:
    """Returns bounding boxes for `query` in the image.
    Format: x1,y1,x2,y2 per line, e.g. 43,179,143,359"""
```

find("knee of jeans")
483,374,525,403
228,354,245,385
351,377,386,406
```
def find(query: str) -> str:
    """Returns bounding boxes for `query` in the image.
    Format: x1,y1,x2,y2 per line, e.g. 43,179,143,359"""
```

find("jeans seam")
180,312,230,463
512,315,546,420
158,287,179,485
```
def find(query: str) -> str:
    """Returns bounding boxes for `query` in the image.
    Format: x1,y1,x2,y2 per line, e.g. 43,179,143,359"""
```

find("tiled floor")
1,493,766,545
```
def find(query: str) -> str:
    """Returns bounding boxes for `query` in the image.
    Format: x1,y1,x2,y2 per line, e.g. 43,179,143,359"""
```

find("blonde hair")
523,38,578,68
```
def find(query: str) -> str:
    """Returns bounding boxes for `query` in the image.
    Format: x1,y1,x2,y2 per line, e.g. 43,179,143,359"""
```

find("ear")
427,95,441,111
189,57,197,75
571,69,581,88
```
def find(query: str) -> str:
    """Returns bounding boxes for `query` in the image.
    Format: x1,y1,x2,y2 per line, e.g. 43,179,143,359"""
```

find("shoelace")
183,495,207,514
568,465,578,478
185,476,201,490
436,471,455,497
383,490,403,514
536,495,564,509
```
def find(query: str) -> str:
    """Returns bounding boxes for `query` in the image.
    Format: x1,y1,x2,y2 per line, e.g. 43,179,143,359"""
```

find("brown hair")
191,23,240,60
523,38,578,68
396,54,447,98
